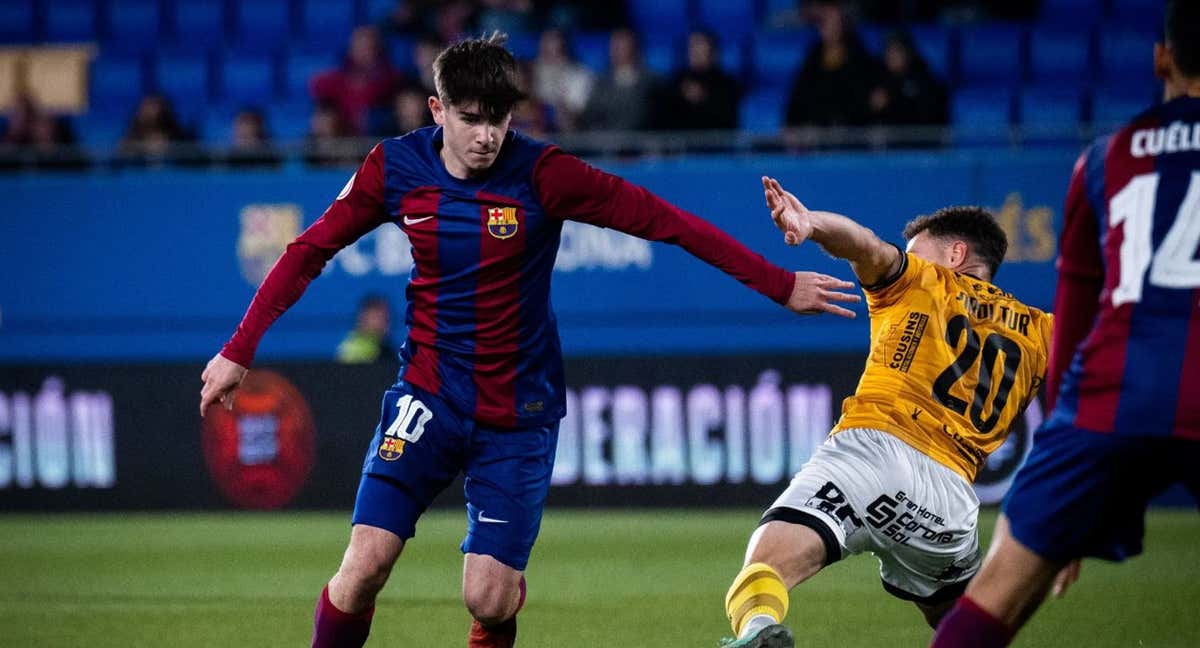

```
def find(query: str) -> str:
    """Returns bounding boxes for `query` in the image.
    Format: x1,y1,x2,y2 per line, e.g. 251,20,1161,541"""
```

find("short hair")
902,206,1008,280
1166,0,1200,77
432,32,525,122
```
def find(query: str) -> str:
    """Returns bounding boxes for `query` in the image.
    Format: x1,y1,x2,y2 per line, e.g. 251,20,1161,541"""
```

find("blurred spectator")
373,87,435,137
478,0,538,35
337,294,397,364
305,102,359,167
511,61,556,138
118,94,193,165
0,93,86,170
432,0,480,43
225,109,281,168
664,31,740,131
869,31,949,126
581,28,660,131
535,0,629,31
531,29,593,132
411,35,444,95
785,1,883,128
312,26,406,135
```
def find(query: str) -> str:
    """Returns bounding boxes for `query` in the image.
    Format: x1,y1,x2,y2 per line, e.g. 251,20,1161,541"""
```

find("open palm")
762,176,813,246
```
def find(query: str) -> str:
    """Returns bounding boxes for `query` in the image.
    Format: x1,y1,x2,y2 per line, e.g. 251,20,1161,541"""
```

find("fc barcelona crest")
487,207,519,239
378,437,405,461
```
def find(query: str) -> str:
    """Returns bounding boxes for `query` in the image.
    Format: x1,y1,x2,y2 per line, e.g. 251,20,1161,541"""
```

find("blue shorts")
351,381,559,571
1002,422,1200,563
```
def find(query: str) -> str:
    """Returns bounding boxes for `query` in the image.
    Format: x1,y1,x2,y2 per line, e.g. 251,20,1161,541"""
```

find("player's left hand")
787,271,861,318
763,176,813,246
1051,559,1081,598
199,353,248,417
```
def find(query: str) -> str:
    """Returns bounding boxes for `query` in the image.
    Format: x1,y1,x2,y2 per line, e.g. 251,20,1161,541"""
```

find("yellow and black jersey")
833,250,1054,482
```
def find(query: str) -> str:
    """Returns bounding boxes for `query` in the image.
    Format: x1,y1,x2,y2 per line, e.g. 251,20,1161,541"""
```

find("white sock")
739,614,778,639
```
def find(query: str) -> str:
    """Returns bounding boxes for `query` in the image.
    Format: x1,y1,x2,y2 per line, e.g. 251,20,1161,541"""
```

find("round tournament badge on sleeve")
202,370,316,509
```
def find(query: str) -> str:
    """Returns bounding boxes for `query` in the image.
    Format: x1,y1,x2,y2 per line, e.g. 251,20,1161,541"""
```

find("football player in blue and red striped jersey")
932,3,1200,646
198,34,860,648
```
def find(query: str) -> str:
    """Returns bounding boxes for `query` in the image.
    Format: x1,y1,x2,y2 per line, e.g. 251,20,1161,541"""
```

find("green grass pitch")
1,509,1196,647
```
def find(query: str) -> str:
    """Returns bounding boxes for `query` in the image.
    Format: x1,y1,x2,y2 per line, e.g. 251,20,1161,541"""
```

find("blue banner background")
0,146,1079,362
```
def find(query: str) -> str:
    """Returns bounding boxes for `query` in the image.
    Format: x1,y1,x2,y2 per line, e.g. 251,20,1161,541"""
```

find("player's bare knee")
462,579,516,626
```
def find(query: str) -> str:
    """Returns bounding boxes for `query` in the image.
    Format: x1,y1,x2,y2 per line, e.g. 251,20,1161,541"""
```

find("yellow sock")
725,562,789,637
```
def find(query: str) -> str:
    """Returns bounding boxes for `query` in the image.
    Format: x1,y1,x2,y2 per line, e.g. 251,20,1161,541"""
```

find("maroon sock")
312,585,375,648
930,596,1013,648
467,576,526,648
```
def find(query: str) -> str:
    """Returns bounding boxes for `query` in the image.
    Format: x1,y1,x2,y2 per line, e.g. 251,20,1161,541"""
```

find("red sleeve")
532,148,796,304
220,143,390,366
1046,151,1105,409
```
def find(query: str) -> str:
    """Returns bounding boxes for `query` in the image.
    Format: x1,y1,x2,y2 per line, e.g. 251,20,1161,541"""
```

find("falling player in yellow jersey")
719,178,1054,648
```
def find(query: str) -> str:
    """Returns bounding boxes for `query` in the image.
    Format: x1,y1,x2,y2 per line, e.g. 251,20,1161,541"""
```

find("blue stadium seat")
738,88,786,134
153,53,212,107
106,0,162,54
643,41,678,77
506,31,539,61
267,99,313,139
233,0,292,53
695,0,757,41
43,0,97,42
573,31,610,72
628,0,689,43
1099,30,1156,89
1019,87,1083,137
285,52,335,98
1090,89,1152,127
857,23,886,55
219,53,278,106
72,112,126,149
1029,29,1092,85
90,55,145,113
958,23,1026,87
717,36,745,78
907,24,953,84
751,30,817,90
1040,0,1102,28
953,87,1014,145
168,0,226,47
1108,0,1164,34
299,0,355,50
0,0,35,43
363,0,397,24
200,104,240,144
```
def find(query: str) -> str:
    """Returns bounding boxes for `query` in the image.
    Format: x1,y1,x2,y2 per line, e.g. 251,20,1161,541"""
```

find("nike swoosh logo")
403,215,434,225
478,512,508,524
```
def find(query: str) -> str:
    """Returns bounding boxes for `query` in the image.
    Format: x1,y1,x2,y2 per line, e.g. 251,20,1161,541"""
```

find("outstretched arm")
200,144,390,416
533,149,861,317
762,176,903,288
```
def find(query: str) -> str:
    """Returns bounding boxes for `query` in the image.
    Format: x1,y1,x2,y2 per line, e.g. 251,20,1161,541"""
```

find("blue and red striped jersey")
221,127,796,427
1047,96,1200,439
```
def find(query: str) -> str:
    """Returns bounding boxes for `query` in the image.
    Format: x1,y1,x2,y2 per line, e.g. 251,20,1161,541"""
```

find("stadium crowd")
0,0,1163,169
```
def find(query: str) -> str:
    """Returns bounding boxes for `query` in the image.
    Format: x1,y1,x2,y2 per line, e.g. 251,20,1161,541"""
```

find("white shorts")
763,428,981,604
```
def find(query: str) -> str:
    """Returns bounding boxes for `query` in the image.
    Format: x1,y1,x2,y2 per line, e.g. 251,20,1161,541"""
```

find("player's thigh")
460,422,559,571
338,523,406,579
461,552,524,621
1002,423,1180,563
353,383,468,540
744,519,829,588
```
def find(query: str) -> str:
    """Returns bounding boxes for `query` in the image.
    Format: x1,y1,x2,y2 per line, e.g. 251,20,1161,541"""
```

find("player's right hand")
763,176,813,246
200,353,248,417
787,271,861,318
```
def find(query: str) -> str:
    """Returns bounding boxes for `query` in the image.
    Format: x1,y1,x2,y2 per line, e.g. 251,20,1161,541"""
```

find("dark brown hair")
903,206,1008,279
1166,0,1200,77
432,32,526,122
